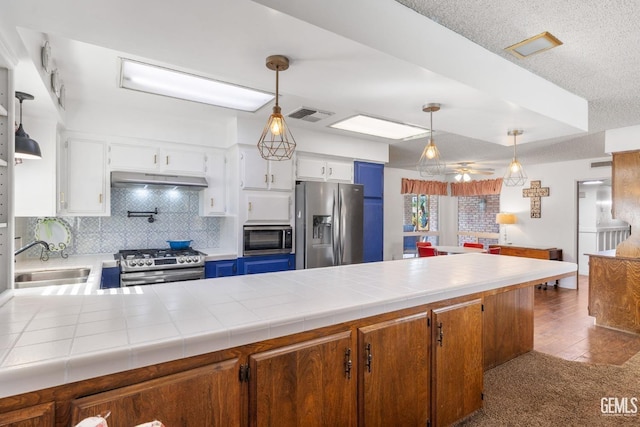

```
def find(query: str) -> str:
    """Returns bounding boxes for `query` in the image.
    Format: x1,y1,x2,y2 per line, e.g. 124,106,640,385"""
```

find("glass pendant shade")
417,103,445,176
14,91,42,160
257,55,296,161
503,129,526,186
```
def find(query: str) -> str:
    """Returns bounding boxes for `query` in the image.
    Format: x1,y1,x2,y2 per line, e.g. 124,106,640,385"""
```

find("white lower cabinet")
60,138,108,216
200,151,226,216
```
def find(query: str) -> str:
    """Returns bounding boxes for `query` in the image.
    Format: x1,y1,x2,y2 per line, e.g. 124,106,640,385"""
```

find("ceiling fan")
446,162,494,182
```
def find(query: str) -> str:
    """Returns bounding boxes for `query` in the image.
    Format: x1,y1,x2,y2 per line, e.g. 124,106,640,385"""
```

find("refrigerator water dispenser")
312,215,332,244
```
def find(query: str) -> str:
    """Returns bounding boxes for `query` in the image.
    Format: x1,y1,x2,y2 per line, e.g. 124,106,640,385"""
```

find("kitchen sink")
14,267,91,289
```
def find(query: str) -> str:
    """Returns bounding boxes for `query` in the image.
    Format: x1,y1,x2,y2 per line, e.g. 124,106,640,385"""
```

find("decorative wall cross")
522,180,549,218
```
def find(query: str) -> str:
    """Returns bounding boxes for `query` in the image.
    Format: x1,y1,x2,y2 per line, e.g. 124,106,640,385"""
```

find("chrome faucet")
15,240,51,261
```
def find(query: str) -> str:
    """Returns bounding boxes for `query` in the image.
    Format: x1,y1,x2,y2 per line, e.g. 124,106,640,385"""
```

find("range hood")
111,171,208,189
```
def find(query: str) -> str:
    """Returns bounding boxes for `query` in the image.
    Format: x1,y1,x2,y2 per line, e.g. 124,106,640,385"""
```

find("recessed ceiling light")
119,59,274,112
505,31,562,59
329,115,429,140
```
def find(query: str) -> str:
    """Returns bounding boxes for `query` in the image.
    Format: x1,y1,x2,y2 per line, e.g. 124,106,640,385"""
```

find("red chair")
463,242,484,249
416,241,432,248
488,247,501,255
418,246,437,257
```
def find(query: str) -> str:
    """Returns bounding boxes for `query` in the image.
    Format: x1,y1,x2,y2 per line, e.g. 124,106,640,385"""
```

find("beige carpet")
455,351,640,426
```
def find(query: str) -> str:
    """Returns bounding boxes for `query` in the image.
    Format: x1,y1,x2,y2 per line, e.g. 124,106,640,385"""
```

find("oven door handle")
121,268,204,286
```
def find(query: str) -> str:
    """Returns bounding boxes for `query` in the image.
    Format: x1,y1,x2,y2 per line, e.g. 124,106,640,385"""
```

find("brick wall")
458,195,499,247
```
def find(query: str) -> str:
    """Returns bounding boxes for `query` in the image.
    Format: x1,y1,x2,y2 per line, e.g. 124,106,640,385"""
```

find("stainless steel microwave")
243,225,293,256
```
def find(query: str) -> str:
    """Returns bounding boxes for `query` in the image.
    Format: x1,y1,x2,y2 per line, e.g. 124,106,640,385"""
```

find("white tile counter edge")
0,254,576,399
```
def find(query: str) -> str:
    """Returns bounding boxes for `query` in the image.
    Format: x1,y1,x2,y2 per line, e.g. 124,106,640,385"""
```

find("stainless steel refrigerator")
295,181,364,269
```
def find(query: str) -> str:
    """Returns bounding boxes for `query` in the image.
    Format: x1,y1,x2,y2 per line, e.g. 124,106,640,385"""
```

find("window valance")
450,178,503,196
401,178,448,196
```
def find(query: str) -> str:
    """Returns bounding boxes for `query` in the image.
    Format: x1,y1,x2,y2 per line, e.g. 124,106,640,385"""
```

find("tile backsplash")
18,188,223,258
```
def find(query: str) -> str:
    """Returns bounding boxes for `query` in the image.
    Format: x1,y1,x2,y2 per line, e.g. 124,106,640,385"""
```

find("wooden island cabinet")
0,256,575,427
0,286,542,427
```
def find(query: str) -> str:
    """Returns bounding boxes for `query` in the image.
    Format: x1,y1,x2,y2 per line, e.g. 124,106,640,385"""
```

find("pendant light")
15,91,42,161
257,55,296,161
417,103,445,176
503,129,527,186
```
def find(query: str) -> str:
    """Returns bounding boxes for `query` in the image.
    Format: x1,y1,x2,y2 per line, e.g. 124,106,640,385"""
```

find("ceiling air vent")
591,160,612,168
288,107,334,123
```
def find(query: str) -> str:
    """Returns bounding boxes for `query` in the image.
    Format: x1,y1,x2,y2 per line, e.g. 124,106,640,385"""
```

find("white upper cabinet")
60,138,109,216
109,143,206,176
200,150,226,216
296,157,353,183
240,148,293,191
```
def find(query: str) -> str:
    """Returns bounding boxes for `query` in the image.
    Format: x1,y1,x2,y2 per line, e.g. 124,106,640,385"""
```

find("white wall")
605,124,640,153
14,115,57,216
499,157,612,288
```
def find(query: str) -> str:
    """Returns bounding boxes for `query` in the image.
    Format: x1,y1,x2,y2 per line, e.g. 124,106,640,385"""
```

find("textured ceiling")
391,0,640,169
3,0,637,173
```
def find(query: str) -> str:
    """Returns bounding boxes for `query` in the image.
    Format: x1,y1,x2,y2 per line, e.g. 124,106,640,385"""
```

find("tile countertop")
0,253,576,399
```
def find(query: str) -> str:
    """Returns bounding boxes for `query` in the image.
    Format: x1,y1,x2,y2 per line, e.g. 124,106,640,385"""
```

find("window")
403,194,438,255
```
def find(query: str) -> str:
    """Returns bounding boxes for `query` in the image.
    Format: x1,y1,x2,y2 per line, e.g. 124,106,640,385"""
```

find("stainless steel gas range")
117,248,206,286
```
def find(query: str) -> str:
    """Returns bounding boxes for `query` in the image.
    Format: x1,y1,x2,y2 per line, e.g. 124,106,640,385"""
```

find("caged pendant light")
257,55,296,161
503,129,527,187
14,91,42,162
417,103,445,176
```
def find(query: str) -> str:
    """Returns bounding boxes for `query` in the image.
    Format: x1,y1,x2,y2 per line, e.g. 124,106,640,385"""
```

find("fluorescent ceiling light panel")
330,115,429,140
582,180,604,185
505,31,563,59
120,59,274,112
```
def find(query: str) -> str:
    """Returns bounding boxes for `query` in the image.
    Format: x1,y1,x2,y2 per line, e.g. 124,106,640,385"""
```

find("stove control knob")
178,257,185,263
190,256,197,263
185,257,192,263
146,260,153,266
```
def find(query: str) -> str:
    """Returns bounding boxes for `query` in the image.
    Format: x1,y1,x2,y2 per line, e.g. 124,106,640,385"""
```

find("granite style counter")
0,253,576,399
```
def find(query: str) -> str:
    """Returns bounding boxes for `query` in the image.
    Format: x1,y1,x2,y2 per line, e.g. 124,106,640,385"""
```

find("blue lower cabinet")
205,259,238,278
100,266,120,289
238,254,295,275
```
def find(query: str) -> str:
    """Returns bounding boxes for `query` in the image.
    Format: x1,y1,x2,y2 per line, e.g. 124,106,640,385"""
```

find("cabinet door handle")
321,166,325,175
271,174,274,183
264,174,268,183
365,343,373,373
99,193,103,204
248,202,252,211
166,155,169,165
344,348,352,379
210,198,214,207
154,154,157,164
60,191,65,204
329,167,333,175
437,322,444,346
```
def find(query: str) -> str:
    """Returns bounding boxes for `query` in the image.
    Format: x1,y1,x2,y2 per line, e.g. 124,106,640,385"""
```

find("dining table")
433,245,487,255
